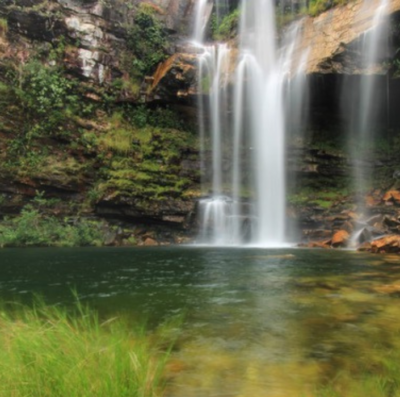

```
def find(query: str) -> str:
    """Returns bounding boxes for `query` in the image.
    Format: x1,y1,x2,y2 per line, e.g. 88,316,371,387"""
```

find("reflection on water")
0,247,399,396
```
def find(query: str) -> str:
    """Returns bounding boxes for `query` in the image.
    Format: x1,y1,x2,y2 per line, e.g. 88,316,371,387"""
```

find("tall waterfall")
196,0,308,246
344,0,389,226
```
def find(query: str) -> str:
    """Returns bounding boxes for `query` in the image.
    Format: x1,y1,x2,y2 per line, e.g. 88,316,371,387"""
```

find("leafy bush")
127,4,169,76
126,105,188,131
0,204,103,247
213,8,240,41
21,61,75,115
2,60,80,140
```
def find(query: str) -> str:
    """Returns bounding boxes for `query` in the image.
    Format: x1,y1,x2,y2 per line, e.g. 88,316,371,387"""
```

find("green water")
0,247,400,396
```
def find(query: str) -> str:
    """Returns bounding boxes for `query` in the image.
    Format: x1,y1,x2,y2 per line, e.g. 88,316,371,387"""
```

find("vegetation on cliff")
127,3,170,77
0,193,104,247
211,0,354,41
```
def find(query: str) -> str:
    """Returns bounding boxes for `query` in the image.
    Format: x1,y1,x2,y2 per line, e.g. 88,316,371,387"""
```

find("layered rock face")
288,70,400,250
1,0,196,86
298,0,400,74
0,0,201,245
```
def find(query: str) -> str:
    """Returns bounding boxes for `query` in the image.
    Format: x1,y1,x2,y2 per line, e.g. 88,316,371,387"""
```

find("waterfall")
193,0,212,44
344,0,389,236
196,0,308,246
192,0,392,247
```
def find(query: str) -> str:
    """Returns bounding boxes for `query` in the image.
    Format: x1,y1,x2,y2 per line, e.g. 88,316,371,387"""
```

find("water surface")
0,247,399,396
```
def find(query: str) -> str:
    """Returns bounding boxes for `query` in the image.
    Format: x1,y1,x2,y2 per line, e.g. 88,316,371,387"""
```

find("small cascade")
199,196,255,245
197,43,233,244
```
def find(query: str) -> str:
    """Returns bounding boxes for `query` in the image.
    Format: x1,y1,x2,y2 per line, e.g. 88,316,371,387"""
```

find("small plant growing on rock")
0,18,7,36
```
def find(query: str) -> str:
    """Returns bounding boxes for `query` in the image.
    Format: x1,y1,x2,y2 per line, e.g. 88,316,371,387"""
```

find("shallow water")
0,247,399,396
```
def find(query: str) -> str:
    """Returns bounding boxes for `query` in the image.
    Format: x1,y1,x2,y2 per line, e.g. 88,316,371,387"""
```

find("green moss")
311,199,334,209
288,187,350,209
101,128,134,154
98,128,194,198
135,128,153,145
308,0,349,16
275,0,351,29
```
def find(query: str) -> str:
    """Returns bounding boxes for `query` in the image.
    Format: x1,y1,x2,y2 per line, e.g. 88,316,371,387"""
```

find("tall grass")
0,18,7,36
315,353,400,397
0,299,175,397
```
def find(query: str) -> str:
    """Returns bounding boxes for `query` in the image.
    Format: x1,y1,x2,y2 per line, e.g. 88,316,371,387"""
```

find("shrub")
126,105,187,131
127,5,169,76
21,61,75,116
4,60,80,139
213,8,240,41
0,204,103,247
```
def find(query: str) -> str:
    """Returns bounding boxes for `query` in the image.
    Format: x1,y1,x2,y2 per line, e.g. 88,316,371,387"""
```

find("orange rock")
370,235,400,254
382,190,400,204
143,237,158,246
331,230,350,247
347,211,359,219
308,239,331,249
365,195,378,207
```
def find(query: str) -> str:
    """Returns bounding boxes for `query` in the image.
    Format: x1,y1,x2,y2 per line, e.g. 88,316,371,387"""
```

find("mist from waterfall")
196,0,309,246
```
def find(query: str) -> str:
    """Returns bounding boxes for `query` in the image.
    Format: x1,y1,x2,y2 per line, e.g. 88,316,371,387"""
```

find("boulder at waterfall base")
359,235,400,254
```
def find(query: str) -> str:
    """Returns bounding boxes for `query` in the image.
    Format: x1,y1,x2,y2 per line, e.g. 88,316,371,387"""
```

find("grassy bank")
0,300,175,396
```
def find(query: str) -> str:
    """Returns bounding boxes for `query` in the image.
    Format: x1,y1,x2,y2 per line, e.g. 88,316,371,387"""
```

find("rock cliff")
0,0,201,245
298,0,400,74
1,0,400,247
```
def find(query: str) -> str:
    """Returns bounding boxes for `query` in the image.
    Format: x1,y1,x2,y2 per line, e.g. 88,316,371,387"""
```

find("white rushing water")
194,0,392,247
346,0,389,243
196,0,309,246
193,0,213,44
